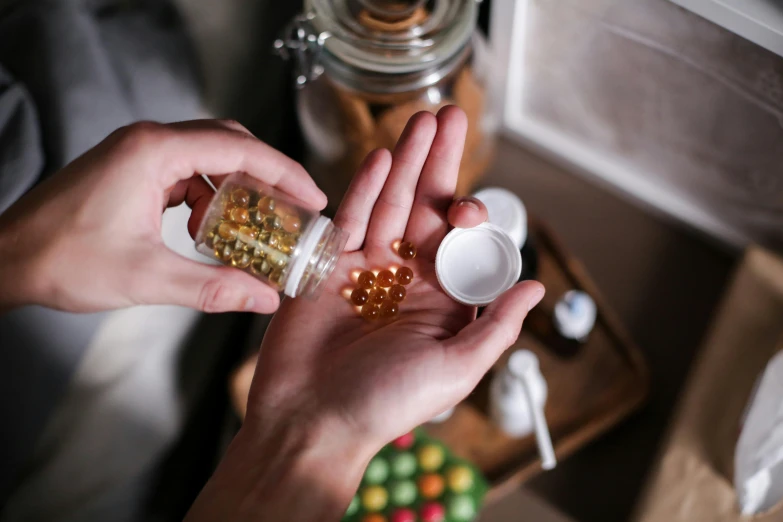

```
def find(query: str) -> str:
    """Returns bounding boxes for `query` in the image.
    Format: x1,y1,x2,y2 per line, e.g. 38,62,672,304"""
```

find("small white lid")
435,223,522,307
553,290,597,341
472,187,528,249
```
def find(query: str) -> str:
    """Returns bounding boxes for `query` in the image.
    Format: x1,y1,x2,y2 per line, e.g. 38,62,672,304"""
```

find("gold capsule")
358,271,376,290
351,288,369,306
218,222,239,241
238,225,258,243
398,241,417,260
278,235,298,254
231,250,251,268
251,208,265,225
231,188,250,207
369,288,388,305
377,270,394,288
269,269,285,285
258,195,276,214
219,243,233,262
396,267,414,285
380,301,399,318
282,214,301,233
213,239,226,258
230,206,250,224
251,257,272,275
263,214,282,232
271,253,288,269
389,284,406,302
362,304,380,320
267,231,282,249
205,231,216,249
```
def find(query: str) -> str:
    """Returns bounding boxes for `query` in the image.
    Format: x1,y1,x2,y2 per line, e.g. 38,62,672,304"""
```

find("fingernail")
457,197,481,211
243,296,256,311
528,287,545,311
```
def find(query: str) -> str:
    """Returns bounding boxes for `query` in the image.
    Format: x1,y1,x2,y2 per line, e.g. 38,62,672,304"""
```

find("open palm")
245,107,544,450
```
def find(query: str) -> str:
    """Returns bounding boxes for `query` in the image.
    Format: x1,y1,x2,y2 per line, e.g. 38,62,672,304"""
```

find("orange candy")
417,473,445,499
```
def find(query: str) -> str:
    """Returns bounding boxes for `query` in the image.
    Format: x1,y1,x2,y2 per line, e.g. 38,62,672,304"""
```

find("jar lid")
306,0,476,76
472,187,528,250
553,290,597,341
435,223,522,306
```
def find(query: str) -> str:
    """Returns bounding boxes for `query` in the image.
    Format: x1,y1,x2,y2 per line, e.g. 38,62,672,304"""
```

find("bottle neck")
288,218,349,299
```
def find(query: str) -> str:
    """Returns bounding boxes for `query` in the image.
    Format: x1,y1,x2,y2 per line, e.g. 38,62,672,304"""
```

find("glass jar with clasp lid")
274,0,499,211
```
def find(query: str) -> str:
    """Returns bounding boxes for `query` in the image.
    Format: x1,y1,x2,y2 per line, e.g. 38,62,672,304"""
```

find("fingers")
333,149,393,252
404,106,468,259
117,121,327,210
138,249,281,314
446,196,487,229
365,112,437,251
444,280,545,377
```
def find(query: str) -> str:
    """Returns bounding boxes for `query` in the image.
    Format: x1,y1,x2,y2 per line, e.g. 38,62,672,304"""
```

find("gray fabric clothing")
0,0,214,518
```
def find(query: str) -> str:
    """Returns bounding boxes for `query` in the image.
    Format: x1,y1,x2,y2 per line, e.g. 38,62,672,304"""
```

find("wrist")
0,216,43,311
186,412,376,522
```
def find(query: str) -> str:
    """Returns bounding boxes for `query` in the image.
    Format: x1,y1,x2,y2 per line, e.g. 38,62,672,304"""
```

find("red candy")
420,502,446,522
392,432,415,450
390,508,416,522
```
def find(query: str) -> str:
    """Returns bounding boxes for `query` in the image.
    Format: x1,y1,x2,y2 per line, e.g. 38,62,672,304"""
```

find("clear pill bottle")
195,172,348,299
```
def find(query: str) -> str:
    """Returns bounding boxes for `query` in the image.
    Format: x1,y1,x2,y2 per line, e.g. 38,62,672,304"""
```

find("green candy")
365,457,390,485
346,495,359,517
390,452,417,479
390,480,417,506
447,494,476,521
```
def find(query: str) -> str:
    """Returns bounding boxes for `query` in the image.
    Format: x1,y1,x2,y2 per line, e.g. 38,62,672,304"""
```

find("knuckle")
113,121,167,152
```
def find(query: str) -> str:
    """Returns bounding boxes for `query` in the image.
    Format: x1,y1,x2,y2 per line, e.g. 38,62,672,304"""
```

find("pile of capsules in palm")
350,241,417,321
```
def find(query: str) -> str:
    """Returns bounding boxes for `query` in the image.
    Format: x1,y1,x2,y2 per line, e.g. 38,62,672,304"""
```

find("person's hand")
0,120,326,314
185,107,544,522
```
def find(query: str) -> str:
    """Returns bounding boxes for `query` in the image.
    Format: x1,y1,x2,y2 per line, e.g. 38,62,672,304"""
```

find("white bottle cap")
553,290,597,341
435,222,522,306
472,187,528,249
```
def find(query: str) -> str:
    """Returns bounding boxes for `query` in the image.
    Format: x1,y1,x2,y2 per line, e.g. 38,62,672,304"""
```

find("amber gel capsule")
351,288,369,306
376,270,395,288
396,266,414,285
358,271,376,290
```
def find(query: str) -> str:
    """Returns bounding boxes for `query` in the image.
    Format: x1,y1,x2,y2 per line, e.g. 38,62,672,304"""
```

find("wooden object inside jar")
307,65,494,211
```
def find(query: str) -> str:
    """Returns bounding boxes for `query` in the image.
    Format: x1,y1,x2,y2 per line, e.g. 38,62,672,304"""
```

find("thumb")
444,280,545,379
137,249,281,313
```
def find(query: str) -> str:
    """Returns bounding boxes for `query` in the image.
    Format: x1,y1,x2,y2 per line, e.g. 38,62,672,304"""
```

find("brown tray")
424,219,649,502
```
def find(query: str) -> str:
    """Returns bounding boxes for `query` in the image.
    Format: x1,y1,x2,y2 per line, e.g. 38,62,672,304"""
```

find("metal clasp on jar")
273,13,331,88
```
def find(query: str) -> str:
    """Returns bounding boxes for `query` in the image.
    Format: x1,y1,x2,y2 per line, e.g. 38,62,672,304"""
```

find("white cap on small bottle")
553,290,597,341
435,222,522,306
472,187,528,250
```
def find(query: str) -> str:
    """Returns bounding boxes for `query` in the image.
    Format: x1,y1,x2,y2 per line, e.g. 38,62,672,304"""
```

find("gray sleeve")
0,65,43,213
